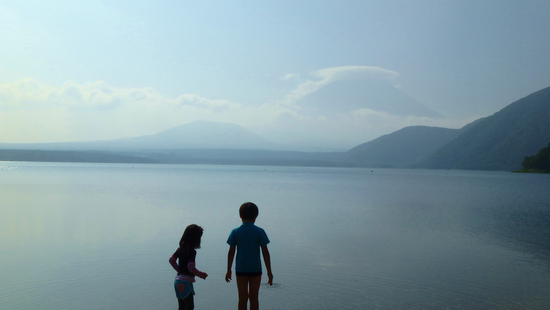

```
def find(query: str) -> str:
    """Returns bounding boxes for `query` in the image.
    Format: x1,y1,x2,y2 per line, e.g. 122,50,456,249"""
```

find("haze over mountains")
0,121,275,151
1,85,549,171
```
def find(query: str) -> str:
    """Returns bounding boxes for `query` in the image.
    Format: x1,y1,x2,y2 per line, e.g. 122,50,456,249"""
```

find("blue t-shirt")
227,222,270,273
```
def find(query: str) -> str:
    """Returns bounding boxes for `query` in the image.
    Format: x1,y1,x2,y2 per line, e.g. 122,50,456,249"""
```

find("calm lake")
1,162,550,309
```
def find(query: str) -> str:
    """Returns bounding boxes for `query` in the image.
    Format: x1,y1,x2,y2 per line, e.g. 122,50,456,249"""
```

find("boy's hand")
225,271,232,283
201,273,208,280
267,272,273,286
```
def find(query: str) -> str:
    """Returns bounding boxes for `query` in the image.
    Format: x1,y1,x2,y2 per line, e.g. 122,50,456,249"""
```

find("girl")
169,224,208,310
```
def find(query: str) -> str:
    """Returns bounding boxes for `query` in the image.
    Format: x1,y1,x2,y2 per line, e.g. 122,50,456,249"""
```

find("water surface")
1,163,549,309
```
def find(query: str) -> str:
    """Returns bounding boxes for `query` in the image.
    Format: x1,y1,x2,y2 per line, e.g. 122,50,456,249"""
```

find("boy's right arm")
225,246,236,282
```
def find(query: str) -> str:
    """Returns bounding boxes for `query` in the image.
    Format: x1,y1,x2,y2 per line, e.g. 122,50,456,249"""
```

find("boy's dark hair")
239,202,259,220
179,224,203,249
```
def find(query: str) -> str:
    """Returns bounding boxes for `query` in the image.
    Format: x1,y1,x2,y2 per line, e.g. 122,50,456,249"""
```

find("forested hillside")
423,86,550,171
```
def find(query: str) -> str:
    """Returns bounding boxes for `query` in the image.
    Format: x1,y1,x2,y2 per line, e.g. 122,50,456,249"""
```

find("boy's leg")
247,275,262,310
236,276,249,310
236,275,262,310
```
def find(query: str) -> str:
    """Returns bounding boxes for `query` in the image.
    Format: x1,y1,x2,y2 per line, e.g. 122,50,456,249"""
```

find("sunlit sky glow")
1,0,549,150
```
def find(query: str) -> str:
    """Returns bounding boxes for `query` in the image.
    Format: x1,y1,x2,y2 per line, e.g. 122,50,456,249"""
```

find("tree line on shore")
519,143,550,173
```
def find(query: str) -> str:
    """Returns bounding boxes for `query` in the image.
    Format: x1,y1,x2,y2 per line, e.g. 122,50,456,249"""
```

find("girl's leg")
177,294,194,310
175,280,194,310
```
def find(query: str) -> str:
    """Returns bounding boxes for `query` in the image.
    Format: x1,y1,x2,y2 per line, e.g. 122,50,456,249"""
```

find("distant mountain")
0,121,274,151
423,85,550,171
345,126,461,168
109,120,272,150
297,78,442,118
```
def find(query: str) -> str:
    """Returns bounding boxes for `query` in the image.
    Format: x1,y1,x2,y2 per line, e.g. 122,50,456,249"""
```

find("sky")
1,0,550,150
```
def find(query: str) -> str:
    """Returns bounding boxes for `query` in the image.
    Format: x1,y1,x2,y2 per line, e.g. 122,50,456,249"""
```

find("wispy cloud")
280,73,302,83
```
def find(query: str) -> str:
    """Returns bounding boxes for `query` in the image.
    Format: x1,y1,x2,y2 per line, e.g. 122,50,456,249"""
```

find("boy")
225,202,273,310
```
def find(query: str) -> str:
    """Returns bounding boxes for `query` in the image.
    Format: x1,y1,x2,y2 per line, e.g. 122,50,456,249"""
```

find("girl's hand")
225,271,232,283
201,273,208,280
267,272,273,286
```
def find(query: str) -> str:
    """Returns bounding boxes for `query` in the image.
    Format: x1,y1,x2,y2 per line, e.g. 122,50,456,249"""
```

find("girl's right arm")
187,261,208,279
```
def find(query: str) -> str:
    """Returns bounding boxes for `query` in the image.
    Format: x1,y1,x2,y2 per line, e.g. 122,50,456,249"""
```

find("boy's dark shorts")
236,271,262,277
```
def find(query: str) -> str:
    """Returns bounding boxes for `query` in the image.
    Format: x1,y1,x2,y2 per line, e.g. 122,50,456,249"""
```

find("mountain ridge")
111,120,273,150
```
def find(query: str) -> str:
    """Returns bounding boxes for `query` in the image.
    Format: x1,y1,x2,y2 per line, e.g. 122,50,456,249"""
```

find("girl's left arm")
169,254,179,272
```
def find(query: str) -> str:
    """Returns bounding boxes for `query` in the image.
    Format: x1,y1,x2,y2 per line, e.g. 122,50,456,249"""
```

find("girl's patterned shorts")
174,280,195,299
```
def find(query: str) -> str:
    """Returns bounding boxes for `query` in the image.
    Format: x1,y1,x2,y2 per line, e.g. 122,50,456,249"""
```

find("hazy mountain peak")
152,120,251,138
125,120,269,149
297,78,442,118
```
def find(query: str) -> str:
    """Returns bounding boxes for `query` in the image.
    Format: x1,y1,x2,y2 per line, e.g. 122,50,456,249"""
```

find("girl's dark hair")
179,224,203,249
239,202,259,220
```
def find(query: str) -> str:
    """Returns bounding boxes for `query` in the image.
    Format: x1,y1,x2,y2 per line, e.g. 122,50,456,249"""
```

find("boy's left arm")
261,245,273,285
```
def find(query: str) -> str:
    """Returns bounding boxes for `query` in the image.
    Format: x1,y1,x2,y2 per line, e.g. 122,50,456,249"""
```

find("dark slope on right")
423,85,550,171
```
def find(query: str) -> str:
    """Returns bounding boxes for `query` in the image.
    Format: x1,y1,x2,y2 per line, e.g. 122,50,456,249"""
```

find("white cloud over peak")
278,66,401,106
311,66,400,83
